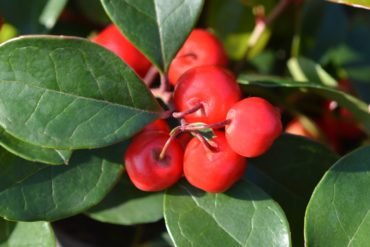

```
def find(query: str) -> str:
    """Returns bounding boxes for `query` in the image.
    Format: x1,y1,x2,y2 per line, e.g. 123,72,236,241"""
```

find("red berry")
225,97,282,157
168,29,228,85
92,24,151,78
141,119,170,133
318,101,364,149
174,66,241,124
184,131,246,193
125,132,183,191
177,132,193,150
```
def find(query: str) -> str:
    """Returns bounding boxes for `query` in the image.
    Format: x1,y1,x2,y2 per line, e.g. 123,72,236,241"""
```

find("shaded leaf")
287,57,337,87
0,36,161,149
140,232,174,247
297,0,347,60
100,0,204,71
0,127,71,165
246,134,339,246
0,142,126,221
164,179,290,247
0,219,55,247
206,0,273,60
238,76,370,134
297,0,370,103
0,0,67,34
75,0,110,25
87,174,163,225
305,145,370,246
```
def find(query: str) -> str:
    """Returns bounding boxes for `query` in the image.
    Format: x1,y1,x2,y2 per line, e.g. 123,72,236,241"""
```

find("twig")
143,65,158,87
172,102,204,118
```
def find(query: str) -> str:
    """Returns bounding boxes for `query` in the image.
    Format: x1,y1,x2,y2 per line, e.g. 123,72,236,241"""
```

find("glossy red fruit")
317,101,364,153
92,24,151,77
141,119,170,133
177,132,193,150
184,131,246,193
125,132,183,191
174,66,241,124
168,29,228,85
225,97,282,157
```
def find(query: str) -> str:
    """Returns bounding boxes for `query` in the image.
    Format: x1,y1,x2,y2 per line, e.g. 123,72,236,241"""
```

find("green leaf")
0,219,55,247
238,76,370,134
305,145,370,246
0,151,46,193
287,57,337,87
164,179,291,247
0,127,71,165
0,0,67,34
297,0,347,60
0,36,161,149
246,134,339,246
327,0,370,10
100,0,204,71
86,174,163,225
206,0,274,60
0,142,125,221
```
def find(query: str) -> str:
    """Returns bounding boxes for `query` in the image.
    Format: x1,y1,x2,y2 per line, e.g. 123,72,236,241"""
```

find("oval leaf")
0,151,46,193
327,0,370,10
0,219,55,247
87,174,163,225
164,179,291,247
0,36,161,149
0,127,71,165
287,57,337,87
238,76,370,134
246,134,339,246
0,142,126,221
101,0,204,71
305,145,370,247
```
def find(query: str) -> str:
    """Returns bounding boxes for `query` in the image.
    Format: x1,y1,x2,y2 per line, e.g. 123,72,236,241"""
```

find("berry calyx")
92,24,151,78
168,29,228,85
125,131,183,191
225,97,282,157
174,66,241,124
184,131,246,193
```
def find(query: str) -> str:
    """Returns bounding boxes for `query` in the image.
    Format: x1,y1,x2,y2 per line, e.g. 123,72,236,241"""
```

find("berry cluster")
94,26,282,193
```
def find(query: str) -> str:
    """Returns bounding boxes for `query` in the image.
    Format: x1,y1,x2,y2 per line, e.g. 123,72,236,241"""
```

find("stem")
159,110,173,119
159,128,181,160
151,74,172,104
172,102,204,118
143,65,158,87
158,118,230,158
192,131,219,152
184,119,231,132
159,73,169,91
234,0,290,73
